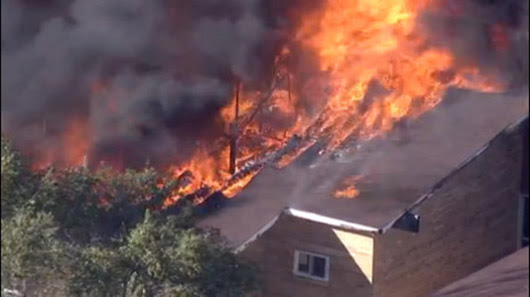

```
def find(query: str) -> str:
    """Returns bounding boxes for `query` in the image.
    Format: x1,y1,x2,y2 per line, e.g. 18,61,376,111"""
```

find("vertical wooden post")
229,81,240,174
229,127,237,174
284,73,292,139
235,81,240,122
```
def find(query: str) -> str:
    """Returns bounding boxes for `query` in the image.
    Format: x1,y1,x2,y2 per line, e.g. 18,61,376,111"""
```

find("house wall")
239,214,375,297
373,127,524,297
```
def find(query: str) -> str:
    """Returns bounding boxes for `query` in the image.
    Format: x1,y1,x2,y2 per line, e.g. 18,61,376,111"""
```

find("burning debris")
2,0,528,208
333,175,363,199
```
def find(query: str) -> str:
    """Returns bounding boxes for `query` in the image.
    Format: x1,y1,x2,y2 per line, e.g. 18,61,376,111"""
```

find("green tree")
21,165,164,243
1,208,70,296
69,211,257,297
1,137,258,297
1,137,24,218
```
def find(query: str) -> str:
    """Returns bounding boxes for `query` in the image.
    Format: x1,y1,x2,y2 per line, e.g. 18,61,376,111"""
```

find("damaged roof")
197,88,528,247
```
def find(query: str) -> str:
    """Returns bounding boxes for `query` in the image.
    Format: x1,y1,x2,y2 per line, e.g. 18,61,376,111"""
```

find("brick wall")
373,127,524,297
239,214,375,297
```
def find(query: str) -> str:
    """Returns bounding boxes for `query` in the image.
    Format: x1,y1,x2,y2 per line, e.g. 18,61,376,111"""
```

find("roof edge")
233,114,528,250
233,207,380,254
380,114,529,234
284,208,380,233
234,213,281,254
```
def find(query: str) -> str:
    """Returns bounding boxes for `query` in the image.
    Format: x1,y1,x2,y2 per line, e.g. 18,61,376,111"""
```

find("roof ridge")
380,114,529,233
232,114,528,253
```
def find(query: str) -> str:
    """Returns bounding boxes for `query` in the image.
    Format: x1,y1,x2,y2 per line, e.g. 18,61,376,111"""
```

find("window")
293,251,330,281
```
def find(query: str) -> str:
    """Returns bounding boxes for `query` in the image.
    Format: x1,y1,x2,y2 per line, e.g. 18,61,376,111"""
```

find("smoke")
418,0,529,90
2,0,527,170
1,0,299,167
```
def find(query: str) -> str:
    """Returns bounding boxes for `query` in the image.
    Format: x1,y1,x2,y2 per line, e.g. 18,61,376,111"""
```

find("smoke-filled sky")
2,0,302,164
1,0,528,169
1,0,307,166
419,0,529,88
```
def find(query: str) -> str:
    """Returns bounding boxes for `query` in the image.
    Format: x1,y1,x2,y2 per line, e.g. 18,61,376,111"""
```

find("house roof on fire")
431,247,529,297
197,88,529,247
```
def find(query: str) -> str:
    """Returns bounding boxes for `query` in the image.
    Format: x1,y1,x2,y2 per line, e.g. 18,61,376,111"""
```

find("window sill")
293,272,329,285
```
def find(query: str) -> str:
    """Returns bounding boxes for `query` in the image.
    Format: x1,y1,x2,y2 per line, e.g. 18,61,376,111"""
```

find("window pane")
298,253,310,273
311,256,327,278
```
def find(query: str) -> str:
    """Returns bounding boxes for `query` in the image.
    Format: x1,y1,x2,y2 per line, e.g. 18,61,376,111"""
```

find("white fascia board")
234,213,281,254
284,208,379,233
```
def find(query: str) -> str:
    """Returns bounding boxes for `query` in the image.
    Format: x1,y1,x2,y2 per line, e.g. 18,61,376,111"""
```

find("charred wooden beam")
244,76,279,128
235,81,240,122
229,81,240,174
140,170,194,210
229,125,238,174
163,134,305,215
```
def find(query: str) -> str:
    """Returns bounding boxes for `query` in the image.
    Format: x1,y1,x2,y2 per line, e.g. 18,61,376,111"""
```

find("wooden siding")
373,128,524,297
239,214,375,297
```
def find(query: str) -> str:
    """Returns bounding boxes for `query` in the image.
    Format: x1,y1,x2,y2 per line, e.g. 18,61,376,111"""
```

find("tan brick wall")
373,129,524,297
239,215,375,297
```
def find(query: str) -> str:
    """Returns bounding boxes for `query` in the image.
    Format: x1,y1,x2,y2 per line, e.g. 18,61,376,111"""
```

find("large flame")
293,0,501,150
31,0,504,206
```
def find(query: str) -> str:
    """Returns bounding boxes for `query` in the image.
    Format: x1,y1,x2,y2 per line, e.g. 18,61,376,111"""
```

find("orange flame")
62,118,90,167
293,0,501,149
31,117,89,170
30,0,505,207
333,175,363,199
116,0,506,205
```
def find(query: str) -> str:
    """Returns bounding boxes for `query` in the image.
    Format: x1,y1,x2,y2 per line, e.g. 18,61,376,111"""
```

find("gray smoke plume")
2,0,527,169
418,0,529,90
1,0,297,167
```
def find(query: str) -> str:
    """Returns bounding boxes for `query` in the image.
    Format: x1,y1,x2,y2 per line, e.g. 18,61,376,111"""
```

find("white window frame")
293,250,330,282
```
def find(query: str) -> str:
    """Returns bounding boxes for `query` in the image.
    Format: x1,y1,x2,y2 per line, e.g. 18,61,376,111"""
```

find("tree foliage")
1,208,69,296
0,137,257,297
70,212,256,297
1,136,24,218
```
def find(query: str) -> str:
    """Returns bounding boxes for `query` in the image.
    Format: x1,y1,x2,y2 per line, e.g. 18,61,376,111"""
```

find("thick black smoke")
1,0,304,167
2,0,527,169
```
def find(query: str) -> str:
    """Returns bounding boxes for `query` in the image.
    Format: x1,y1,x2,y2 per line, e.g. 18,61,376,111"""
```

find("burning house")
1,0,529,296
2,0,527,194
198,95,528,297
